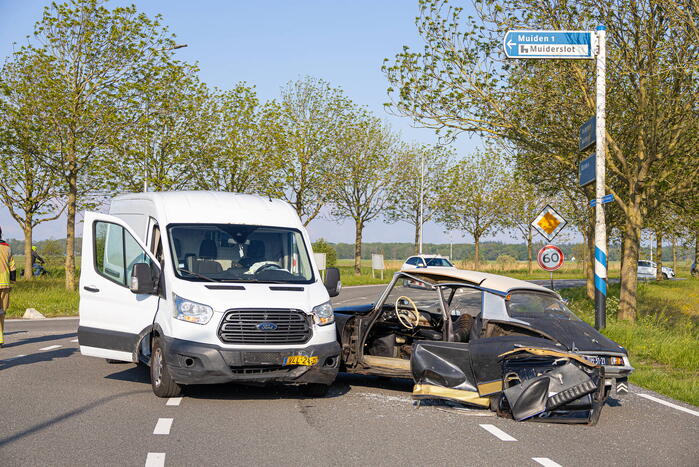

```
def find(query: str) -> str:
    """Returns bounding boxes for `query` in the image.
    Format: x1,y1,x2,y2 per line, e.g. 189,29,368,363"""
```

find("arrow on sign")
589,194,615,207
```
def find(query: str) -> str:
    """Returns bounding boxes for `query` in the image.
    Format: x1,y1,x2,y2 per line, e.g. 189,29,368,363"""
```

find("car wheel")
301,383,330,398
662,273,668,280
150,336,182,398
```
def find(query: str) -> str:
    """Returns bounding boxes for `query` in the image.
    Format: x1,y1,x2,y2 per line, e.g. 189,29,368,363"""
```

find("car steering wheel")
255,263,284,273
394,296,420,329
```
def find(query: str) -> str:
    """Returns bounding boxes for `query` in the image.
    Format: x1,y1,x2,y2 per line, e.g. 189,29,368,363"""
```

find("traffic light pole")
594,26,607,330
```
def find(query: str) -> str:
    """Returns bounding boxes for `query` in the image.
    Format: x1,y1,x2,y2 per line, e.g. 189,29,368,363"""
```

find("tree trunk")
618,209,642,321
414,221,420,255
586,219,595,300
473,234,480,271
694,228,699,279
353,220,363,276
65,176,77,290
22,219,33,280
655,233,663,280
527,226,533,275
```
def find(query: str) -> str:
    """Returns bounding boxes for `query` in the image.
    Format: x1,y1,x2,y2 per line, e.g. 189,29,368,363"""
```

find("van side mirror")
130,263,159,295
324,267,342,297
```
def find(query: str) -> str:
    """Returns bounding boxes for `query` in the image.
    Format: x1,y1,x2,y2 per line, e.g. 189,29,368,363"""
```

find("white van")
78,191,342,397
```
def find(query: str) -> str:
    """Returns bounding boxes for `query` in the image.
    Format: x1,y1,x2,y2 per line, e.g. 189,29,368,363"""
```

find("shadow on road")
0,347,77,371
0,389,149,448
104,363,352,400
105,363,150,384
1,332,77,350
335,372,413,393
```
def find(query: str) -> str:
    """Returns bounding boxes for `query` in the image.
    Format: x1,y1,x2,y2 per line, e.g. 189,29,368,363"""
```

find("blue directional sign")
504,30,594,59
589,194,614,207
579,154,596,187
579,116,596,151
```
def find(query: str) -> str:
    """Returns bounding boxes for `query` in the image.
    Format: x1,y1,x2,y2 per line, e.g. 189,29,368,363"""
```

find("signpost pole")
550,271,554,291
594,26,607,330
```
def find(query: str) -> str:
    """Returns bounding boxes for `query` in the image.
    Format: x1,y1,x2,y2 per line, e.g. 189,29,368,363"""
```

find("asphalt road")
1,280,697,466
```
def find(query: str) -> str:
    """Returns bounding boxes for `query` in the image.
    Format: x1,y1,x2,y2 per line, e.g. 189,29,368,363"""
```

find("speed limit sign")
537,245,564,271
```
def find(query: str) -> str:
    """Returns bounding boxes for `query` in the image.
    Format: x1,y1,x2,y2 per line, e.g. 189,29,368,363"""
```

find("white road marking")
71,339,79,343
3,354,26,361
479,424,517,441
39,345,62,351
145,452,165,467
533,458,562,467
637,393,699,417
166,397,183,406
153,418,173,435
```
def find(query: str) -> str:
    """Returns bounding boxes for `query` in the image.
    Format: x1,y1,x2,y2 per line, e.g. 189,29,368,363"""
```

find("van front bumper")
161,337,340,386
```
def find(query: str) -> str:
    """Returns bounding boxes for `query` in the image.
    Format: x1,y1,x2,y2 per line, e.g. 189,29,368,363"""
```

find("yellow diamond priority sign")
532,205,567,241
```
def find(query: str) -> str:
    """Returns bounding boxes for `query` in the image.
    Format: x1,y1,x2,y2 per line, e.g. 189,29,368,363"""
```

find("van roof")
112,191,303,228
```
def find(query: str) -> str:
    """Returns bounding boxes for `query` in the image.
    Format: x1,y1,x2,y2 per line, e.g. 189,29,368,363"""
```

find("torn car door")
411,336,606,424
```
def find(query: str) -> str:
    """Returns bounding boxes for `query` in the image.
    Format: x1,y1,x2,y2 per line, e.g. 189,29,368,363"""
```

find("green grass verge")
560,279,699,406
7,276,80,318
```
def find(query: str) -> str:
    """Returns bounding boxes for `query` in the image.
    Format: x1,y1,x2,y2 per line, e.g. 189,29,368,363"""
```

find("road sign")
579,116,596,151
579,154,596,187
531,205,567,242
538,245,565,271
503,30,594,59
589,193,614,207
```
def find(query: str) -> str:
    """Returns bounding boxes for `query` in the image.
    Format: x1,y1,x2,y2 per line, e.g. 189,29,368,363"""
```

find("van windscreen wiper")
179,268,220,282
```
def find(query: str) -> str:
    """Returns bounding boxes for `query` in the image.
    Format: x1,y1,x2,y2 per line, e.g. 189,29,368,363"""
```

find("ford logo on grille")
257,322,278,331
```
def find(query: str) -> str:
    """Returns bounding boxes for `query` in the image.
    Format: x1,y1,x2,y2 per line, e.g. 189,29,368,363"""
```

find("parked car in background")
402,254,455,270
637,260,675,280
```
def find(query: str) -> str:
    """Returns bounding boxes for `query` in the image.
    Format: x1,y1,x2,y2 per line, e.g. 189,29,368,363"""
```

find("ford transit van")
78,192,342,397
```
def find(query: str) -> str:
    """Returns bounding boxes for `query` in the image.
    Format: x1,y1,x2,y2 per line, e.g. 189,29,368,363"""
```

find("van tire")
150,337,182,398
302,383,330,398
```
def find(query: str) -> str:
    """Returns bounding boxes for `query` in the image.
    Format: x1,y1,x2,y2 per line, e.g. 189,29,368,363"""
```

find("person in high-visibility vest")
0,226,17,347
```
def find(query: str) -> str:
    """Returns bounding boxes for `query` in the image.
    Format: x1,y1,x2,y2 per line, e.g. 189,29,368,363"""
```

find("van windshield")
168,224,314,283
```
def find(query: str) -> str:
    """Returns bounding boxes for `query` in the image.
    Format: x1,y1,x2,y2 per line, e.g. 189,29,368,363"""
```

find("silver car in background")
637,260,675,280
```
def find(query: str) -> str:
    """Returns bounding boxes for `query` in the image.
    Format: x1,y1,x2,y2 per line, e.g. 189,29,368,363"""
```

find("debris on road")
23,308,45,319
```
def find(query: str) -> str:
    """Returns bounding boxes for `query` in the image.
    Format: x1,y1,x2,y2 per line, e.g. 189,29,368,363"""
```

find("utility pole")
594,26,607,330
418,151,425,255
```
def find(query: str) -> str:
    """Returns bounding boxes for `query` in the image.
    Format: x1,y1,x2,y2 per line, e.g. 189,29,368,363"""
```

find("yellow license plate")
283,355,318,366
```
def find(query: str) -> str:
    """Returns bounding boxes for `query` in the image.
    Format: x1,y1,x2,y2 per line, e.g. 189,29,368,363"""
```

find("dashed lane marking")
637,393,699,417
145,452,165,467
3,354,27,361
479,424,517,441
166,397,183,406
39,345,62,351
533,458,562,467
153,418,173,435
71,339,79,343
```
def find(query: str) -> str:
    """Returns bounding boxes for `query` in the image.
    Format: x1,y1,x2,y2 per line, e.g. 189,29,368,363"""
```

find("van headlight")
173,294,213,325
311,301,334,326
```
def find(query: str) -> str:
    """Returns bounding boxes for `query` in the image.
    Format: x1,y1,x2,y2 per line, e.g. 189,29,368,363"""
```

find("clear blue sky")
0,0,502,246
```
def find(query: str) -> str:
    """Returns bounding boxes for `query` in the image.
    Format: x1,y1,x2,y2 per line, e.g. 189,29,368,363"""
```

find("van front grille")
218,309,312,345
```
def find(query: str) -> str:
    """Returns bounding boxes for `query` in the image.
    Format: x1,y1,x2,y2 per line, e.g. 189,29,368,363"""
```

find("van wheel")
301,383,330,397
662,273,668,280
150,337,182,398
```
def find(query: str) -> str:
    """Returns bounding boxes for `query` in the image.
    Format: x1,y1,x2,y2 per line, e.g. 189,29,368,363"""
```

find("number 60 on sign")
537,245,564,271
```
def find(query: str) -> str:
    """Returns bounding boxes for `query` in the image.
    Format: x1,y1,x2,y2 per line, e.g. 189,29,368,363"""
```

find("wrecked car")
334,269,633,424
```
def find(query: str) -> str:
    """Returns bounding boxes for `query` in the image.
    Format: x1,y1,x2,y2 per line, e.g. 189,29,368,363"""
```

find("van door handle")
83,286,100,293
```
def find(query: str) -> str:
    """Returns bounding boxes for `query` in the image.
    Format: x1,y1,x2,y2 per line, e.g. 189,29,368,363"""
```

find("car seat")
196,239,222,274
